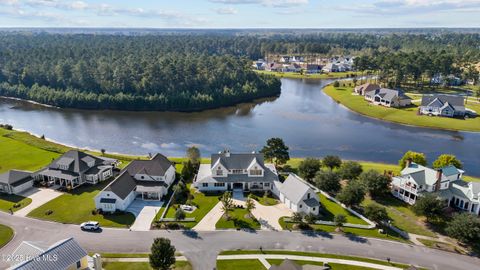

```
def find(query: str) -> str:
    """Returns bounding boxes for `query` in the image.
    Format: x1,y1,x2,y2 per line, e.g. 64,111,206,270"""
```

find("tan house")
354,83,380,95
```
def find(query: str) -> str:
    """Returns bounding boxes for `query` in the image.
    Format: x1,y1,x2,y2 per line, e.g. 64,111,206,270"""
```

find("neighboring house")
321,63,338,73
95,153,175,212
280,56,291,63
282,63,302,73
291,56,304,63
36,150,116,189
266,62,283,72
304,64,322,74
8,238,88,270
194,150,278,192
354,83,380,95
364,88,412,108
273,174,320,215
391,160,480,216
419,94,466,117
0,170,34,195
252,60,267,70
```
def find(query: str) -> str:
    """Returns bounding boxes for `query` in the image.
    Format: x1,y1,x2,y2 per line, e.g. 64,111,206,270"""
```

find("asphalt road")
1,212,479,270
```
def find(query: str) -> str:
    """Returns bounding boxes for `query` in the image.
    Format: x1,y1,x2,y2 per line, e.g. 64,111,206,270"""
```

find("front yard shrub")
45,210,53,215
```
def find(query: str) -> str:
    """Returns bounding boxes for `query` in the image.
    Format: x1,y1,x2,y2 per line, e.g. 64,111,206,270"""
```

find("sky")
0,0,480,28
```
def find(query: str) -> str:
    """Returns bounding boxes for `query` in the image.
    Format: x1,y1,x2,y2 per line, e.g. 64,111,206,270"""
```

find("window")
249,169,262,176
313,207,316,211
232,169,243,174
216,169,223,176
76,261,81,269
214,183,225,187
141,175,144,179
299,204,303,208
307,193,311,199
465,202,469,210
202,183,208,187
264,183,270,187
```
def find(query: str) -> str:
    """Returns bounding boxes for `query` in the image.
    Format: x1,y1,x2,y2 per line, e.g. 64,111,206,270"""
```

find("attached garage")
0,170,34,195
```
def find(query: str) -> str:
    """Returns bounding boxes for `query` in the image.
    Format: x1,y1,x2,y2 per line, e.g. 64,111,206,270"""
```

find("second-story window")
249,169,262,176
216,169,223,176
232,169,243,174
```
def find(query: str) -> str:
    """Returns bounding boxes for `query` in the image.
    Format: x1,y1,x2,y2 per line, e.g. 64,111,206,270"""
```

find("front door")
233,182,243,190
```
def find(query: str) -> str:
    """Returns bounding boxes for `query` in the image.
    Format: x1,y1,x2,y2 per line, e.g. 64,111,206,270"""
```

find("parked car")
180,205,193,211
80,221,100,231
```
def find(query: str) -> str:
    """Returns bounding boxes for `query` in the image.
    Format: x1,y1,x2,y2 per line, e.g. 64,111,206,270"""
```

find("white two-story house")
391,159,480,216
95,153,175,213
194,150,278,192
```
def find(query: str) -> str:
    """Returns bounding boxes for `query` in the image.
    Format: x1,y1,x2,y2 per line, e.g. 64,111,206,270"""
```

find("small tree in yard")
334,214,347,229
364,203,389,224
336,181,365,207
399,151,427,168
298,158,321,181
261,137,290,166
333,81,340,87
175,208,186,221
413,193,444,222
181,160,195,181
186,146,201,167
149,237,176,270
359,170,391,198
432,154,463,169
322,155,342,170
291,212,303,223
245,195,256,218
314,170,341,194
338,161,363,181
446,212,480,244
305,213,317,224
220,192,234,220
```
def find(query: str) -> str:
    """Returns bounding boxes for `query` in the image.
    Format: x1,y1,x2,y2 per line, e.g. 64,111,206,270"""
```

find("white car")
180,205,193,211
80,221,100,231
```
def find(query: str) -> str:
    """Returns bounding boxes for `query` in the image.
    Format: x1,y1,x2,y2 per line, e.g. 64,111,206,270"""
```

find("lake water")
1,78,479,176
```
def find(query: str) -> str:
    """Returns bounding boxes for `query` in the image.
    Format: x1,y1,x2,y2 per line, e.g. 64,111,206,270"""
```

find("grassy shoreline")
323,85,480,132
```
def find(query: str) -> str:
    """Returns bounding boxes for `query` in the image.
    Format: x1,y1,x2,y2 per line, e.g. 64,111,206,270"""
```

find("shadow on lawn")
0,194,27,203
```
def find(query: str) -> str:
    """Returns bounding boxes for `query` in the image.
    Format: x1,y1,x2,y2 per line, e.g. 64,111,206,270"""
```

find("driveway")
14,188,63,217
251,201,293,231
192,201,223,231
127,199,163,231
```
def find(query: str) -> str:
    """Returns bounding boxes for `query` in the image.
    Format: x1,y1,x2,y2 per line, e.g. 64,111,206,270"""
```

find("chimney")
405,158,413,168
435,169,443,191
224,149,230,157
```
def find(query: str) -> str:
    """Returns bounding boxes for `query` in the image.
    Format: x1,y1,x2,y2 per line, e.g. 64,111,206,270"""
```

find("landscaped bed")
0,194,32,212
27,180,135,228
216,208,261,230
216,259,266,270
0,224,14,249
323,85,480,132
248,191,279,206
267,259,376,270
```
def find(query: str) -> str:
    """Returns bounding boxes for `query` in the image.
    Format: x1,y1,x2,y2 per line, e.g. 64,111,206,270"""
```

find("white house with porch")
94,153,175,212
36,150,116,189
194,150,278,192
391,160,480,216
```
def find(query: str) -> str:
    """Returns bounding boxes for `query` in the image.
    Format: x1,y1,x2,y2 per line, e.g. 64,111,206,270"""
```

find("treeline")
0,34,280,110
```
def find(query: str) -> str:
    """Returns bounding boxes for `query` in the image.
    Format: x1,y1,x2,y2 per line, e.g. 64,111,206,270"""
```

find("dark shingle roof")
48,150,108,174
421,94,465,111
103,171,137,200
124,153,173,177
211,152,265,170
0,170,33,186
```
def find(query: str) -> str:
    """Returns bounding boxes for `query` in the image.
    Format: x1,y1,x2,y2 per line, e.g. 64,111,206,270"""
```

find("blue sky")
0,0,479,28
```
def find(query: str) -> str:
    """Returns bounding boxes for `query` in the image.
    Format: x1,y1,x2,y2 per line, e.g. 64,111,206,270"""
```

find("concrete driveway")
14,188,63,217
127,199,163,231
251,201,293,231
192,201,223,231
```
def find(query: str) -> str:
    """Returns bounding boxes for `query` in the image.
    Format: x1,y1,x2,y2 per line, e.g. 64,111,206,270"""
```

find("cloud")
214,6,238,14
344,0,480,15
210,0,308,8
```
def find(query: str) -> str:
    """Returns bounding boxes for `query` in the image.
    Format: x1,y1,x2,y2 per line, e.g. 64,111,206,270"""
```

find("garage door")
13,181,33,194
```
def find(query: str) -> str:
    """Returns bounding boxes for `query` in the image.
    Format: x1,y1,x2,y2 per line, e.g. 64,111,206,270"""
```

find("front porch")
136,185,164,201
227,181,272,191
37,171,81,190
392,186,417,205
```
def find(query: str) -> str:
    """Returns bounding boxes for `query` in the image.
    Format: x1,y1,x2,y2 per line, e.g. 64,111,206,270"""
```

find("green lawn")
0,224,14,249
361,197,436,238
219,250,420,269
217,259,266,270
103,261,192,270
249,192,279,206
286,158,400,176
279,217,406,243
318,193,368,225
323,85,480,132
268,259,376,270
254,70,361,80
216,208,261,230
0,194,32,212
27,180,135,228
163,187,220,229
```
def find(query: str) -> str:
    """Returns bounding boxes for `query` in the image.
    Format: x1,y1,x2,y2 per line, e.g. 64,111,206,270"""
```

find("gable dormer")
211,159,227,177
247,158,264,177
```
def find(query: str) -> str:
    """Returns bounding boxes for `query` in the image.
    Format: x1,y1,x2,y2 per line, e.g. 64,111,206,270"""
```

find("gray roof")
279,174,317,205
211,151,266,170
48,150,112,174
303,198,321,207
0,170,33,186
103,170,137,200
9,238,87,270
421,94,465,111
355,83,380,93
196,165,278,184
124,153,173,177
367,88,411,102
37,169,79,181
